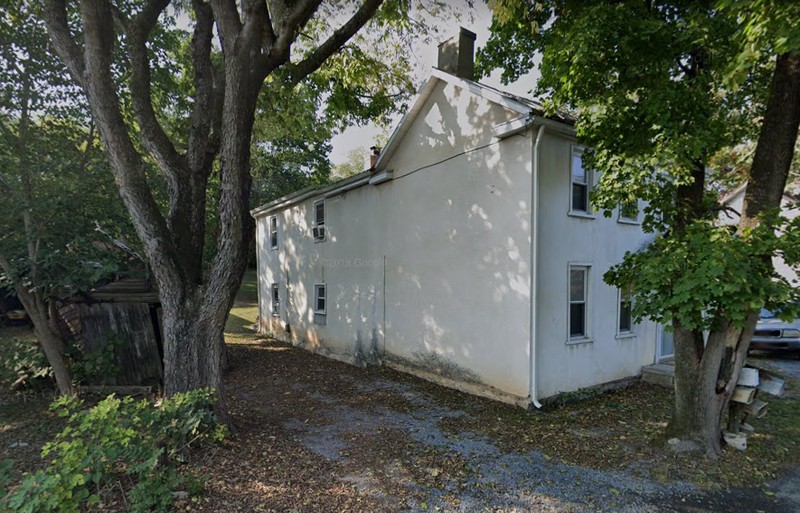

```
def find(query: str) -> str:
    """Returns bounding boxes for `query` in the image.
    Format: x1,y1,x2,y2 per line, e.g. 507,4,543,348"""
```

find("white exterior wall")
256,80,533,400
534,131,657,399
255,78,661,404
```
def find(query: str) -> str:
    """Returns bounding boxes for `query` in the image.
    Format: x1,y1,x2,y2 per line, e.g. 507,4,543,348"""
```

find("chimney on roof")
437,27,477,80
369,145,381,169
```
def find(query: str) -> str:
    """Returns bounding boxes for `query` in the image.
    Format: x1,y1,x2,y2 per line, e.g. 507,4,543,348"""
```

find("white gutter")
250,173,372,218
529,124,546,409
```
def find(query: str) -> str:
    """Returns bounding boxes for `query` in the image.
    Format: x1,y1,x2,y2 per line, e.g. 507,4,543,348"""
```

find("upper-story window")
570,147,592,215
269,216,278,250
313,200,325,241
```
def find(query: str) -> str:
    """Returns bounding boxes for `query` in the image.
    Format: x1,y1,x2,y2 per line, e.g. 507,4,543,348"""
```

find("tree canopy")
479,0,800,453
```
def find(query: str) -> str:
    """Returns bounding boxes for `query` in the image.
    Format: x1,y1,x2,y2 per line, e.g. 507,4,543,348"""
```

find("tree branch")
265,0,323,71
125,0,186,178
209,0,242,52
284,0,384,86
41,0,87,86
187,0,219,174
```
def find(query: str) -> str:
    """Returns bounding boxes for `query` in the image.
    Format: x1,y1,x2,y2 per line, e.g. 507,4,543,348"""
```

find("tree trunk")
14,286,73,396
668,325,725,455
667,52,800,455
161,296,230,424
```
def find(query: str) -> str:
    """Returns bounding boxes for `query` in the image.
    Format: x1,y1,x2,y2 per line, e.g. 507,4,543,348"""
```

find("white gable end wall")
256,78,534,403
255,74,660,406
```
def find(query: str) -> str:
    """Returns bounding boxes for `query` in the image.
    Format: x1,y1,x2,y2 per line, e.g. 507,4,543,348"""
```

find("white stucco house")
251,29,665,407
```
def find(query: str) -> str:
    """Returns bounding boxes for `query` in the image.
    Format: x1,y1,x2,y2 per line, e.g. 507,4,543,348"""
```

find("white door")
657,325,674,361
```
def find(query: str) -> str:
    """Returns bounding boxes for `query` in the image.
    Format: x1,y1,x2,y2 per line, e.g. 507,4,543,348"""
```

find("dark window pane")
620,202,638,220
570,303,585,337
316,286,326,312
270,232,278,247
570,269,585,302
315,202,325,225
572,183,588,212
619,301,632,332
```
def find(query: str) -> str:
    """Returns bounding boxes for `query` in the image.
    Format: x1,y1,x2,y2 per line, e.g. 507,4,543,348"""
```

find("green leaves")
605,216,799,331
1,389,225,513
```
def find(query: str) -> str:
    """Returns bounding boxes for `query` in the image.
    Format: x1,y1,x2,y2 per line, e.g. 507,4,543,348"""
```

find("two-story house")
251,28,660,407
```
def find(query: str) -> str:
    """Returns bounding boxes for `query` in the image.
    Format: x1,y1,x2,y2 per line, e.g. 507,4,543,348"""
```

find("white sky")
328,2,540,165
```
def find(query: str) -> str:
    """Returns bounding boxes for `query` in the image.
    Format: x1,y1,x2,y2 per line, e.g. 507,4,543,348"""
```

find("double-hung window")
313,200,325,241
269,216,278,250
569,265,590,340
618,286,633,334
570,147,592,214
314,283,326,315
271,283,280,317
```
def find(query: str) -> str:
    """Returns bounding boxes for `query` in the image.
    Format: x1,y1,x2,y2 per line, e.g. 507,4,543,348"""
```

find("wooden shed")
59,278,163,387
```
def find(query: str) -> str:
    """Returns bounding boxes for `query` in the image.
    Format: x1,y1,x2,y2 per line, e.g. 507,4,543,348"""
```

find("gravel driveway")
197,339,800,513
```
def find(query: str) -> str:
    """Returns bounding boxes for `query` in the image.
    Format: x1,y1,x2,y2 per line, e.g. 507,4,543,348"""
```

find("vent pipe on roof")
437,27,477,80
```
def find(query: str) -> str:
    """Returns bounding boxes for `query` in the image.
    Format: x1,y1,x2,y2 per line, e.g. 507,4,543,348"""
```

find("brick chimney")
437,27,477,80
369,145,381,169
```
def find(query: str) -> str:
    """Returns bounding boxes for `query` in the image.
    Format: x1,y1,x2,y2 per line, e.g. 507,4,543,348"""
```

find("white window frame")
312,199,326,242
617,286,635,337
618,201,640,225
569,146,594,218
269,215,278,250
271,283,280,317
567,263,592,343
314,283,327,315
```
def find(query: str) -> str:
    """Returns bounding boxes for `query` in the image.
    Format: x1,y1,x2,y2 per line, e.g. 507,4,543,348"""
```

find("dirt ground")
3,273,799,512
187,334,800,513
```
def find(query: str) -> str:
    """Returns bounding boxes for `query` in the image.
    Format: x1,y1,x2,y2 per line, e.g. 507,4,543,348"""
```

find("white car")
751,309,800,354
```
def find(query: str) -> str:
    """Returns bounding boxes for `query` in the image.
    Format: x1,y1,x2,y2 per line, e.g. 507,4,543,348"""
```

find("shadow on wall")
259,79,534,396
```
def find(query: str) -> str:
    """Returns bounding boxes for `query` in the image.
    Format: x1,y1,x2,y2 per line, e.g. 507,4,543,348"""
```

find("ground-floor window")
569,264,590,340
618,286,633,334
271,283,280,317
314,283,326,314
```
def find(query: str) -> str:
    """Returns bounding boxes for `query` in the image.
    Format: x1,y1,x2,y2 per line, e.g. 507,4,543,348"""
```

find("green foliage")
606,216,800,331
1,389,225,513
480,0,800,327
65,335,122,385
0,337,50,389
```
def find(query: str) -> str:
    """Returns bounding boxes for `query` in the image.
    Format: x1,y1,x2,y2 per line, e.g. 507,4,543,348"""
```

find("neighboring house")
252,28,660,407
719,183,800,287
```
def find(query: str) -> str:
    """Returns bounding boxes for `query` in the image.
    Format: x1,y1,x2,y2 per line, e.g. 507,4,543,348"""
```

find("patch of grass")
225,269,260,341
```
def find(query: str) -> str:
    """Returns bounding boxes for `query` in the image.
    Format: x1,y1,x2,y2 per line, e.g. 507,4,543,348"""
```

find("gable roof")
251,68,575,218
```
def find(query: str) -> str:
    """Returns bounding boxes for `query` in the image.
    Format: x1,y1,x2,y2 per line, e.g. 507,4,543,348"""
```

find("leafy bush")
0,337,50,390
1,389,226,513
66,334,122,385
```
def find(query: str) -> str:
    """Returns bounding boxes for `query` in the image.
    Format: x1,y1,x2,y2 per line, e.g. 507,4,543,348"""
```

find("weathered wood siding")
61,303,163,386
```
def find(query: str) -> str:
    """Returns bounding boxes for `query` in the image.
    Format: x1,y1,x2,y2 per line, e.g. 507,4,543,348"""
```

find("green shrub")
0,337,50,390
65,335,122,385
1,389,226,513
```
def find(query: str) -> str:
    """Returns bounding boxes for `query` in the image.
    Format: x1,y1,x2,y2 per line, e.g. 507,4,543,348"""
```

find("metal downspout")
530,124,545,409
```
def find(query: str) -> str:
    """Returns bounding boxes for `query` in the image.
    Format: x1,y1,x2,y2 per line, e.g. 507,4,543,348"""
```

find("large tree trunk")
42,0,384,425
668,52,800,455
